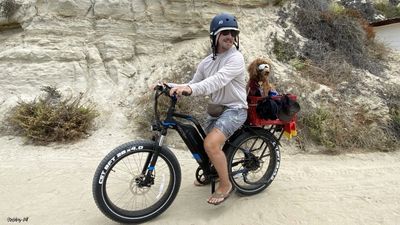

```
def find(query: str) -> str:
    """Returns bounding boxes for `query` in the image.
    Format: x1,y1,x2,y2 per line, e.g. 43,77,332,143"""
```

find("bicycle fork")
139,134,165,187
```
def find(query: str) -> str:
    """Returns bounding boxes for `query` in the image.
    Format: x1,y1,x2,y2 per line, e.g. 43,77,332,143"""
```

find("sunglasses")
220,30,239,37
258,64,270,71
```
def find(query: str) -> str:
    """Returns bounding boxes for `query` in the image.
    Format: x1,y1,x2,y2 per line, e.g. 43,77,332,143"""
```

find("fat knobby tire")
226,130,280,195
92,140,181,223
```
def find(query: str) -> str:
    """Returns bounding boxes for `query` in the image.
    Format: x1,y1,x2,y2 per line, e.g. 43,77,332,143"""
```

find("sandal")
207,186,235,205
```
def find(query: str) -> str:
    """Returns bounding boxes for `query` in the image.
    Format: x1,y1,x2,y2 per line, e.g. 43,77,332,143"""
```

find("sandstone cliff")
0,1,283,128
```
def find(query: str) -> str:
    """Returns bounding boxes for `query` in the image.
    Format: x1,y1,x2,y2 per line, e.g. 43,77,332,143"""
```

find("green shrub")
300,107,335,148
340,0,380,22
330,1,346,14
290,58,307,71
375,2,400,18
391,108,400,138
272,0,290,7
292,0,386,76
6,86,98,145
384,84,400,140
272,34,297,63
297,101,398,152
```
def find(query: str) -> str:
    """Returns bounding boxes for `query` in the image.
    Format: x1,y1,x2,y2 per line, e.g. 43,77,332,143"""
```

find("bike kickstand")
211,178,216,193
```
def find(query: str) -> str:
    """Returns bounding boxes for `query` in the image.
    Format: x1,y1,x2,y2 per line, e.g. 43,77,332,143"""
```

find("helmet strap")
211,34,218,60
235,36,240,50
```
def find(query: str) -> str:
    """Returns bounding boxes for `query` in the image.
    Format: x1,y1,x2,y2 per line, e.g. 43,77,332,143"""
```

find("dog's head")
247,58,272,82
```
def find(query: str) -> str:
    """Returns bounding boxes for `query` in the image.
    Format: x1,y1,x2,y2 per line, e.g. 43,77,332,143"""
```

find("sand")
1,125,399,225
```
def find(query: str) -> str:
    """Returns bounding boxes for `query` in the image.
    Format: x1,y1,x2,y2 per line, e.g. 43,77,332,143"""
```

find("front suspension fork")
141,134,165,187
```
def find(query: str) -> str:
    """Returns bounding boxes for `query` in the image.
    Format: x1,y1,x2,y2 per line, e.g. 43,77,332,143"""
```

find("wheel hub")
129,175,151,195
243,154,260,171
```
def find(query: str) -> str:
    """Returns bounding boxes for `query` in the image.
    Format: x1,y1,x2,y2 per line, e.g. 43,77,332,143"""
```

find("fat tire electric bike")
92,84,285,223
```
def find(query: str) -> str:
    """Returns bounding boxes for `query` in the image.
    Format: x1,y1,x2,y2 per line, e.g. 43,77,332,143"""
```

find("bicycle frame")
140,121,209,188
142,85,282,190
141,86,217,186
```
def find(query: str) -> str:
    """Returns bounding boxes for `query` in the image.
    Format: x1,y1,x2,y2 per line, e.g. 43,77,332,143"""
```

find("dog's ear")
247,60,258,80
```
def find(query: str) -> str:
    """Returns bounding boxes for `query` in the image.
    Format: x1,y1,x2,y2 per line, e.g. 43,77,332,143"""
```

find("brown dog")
247,58,274,97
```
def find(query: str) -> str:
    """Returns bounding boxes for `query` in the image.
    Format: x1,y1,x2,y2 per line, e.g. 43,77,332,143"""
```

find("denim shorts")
204,108,248,138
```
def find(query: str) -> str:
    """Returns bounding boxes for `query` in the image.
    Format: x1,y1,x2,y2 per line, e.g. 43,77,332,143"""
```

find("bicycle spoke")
229,133,277,189
116,188,134,208
125,155,136,175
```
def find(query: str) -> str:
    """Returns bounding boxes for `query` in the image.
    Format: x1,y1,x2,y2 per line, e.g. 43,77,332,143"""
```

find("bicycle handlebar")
153,84,190,96
153,83,171,94
153,84,179,131
152,84,192,129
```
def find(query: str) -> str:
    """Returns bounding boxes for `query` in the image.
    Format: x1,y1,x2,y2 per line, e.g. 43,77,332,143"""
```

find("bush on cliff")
5,86,98,145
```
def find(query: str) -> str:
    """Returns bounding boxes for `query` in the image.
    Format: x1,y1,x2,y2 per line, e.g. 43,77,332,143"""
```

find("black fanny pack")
207,104,228,117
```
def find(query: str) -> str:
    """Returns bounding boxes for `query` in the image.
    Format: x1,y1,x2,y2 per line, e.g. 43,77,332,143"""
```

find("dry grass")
274,0,387,85
5,86,98,145
292,0,387,76
297,101,398,152
295,55,354,87
271,0,400,152
382,83,400,140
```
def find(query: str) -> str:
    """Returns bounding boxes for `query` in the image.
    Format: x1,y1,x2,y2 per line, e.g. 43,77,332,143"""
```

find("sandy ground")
1,126,399,225
374,23,400,51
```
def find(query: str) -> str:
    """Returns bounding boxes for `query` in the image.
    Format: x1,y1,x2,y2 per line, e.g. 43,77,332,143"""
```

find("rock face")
0,0,279,122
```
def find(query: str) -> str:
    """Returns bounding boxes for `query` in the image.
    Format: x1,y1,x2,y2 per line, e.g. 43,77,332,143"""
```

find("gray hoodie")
185,47,248,109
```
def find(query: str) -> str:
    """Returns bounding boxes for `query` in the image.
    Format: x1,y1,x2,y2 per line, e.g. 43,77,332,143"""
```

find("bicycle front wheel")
92,140,181,223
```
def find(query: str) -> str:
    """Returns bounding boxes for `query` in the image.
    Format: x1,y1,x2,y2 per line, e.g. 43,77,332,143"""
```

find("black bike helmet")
209,13,240,60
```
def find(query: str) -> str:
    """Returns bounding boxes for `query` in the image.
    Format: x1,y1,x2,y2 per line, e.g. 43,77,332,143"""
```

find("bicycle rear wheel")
92,140,181,223
226,130,280,195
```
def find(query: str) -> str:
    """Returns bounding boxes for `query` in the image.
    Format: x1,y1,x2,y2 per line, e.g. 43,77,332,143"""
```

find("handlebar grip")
154,85,163,91
154,84,171,93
